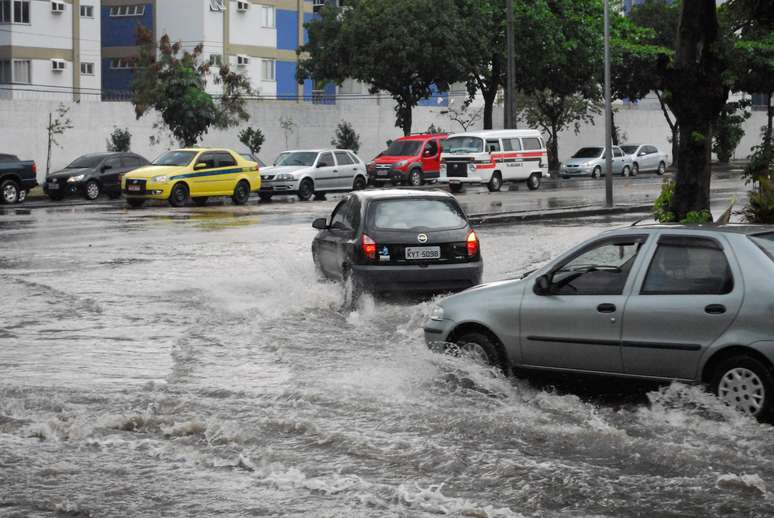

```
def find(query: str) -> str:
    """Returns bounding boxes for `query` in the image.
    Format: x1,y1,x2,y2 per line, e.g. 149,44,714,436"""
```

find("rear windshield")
368,198,467,231
153,151,197,166
572,147,603,159
67,155,105,169
751,232,774,262
383,140,422,157
443,136,483,154
620,145,639,154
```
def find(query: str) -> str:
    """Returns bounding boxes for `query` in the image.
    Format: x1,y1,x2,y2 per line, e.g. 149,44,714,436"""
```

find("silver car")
560,146,633,178
259,149,368,201
619,144,669,176
424,225,774,419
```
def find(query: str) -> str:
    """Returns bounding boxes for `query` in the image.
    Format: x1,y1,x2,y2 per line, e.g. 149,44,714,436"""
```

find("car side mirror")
312,217,328,230
534,274,551,295
638,151,646,157
102,164,112,171
195,163,207,170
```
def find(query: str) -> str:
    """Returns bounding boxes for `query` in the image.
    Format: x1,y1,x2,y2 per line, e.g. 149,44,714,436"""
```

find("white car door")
334,151,358,190
314,152,337,191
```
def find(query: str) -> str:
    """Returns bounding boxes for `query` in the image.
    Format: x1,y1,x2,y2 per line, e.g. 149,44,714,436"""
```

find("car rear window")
751,232,774,262
368,198,467,231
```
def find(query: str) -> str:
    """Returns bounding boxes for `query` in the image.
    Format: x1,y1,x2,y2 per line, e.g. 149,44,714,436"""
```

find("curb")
468,203,653,226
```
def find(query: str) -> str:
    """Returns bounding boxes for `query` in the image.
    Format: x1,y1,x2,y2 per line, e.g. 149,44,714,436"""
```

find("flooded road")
1,204,773,517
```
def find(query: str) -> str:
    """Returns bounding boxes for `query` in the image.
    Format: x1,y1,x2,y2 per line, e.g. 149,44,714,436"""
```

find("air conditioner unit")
51,1,65,13
51,59,66,71
237,1,249,12
236,55,249,66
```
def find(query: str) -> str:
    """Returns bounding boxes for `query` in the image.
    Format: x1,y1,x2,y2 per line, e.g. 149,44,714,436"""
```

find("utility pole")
505,0,516,129
604,0,614,207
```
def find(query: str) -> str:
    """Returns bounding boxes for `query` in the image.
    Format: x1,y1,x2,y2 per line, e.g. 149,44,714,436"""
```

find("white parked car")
560,146,633,178
259,149,368,201
619,144,669,176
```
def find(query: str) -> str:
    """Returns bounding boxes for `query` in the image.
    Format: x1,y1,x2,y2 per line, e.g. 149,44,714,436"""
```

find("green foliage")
279,116,296,149
131,27,252,147
681,210,713,224
107,127,132,152
330,121,361,154
426,123,446,135
743,143,774,223
238,127,265,156
653,180,676,223
712,101,750,163
46,103,73,175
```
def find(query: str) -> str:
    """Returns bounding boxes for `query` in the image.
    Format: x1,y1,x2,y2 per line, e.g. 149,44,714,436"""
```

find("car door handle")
705,304,726,315
333,169,338,173
597,303,616,313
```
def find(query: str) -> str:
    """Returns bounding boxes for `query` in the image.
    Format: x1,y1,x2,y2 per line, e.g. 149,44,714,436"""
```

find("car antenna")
630,218,647,227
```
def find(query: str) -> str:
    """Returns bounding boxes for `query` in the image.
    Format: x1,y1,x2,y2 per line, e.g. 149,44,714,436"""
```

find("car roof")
450,129,542,139
608,223,774,236
396,134,448,141
352,189,456,201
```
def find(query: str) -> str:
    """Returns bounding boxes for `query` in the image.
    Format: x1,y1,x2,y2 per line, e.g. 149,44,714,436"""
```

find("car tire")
342,264,363,309
258,192,273,202
1,179,20,204
232,180,250,205
297,178,314,201
632,163,640,176
16,189,27,203
193,197,209,206
657,161,666,175
409,168,424,187
591,166,602,179
126,198,145,208
352,175,367,191
168,182,189,207
487,172,502,192
449,183,463,194
527,173,541,191
622,165,631,177
711,355,774,421
84,180,101,201
453,330,504,370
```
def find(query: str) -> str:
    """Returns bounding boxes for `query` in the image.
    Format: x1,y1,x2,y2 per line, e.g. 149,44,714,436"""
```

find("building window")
262,59,275,81
13,60,30,83
0,60,11,83
80,4,93,17
209,54,222,67
109,4,145,17
2,0,30,23
110,58,135,70
209,0,225,11
261,5,275,28
81,62,94,75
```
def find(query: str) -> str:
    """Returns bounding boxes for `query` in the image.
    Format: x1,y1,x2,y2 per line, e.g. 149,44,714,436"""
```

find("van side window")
486,139,501,152
522,137,541,150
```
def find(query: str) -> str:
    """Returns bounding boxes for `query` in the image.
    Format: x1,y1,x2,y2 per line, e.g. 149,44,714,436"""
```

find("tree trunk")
671,124,679,169
482,87,497,130
767,92,773,146
655,90,678,168
671,123,712,216
394,97,413,136
611,109,619,146
547,128,559,173
46,113,53,176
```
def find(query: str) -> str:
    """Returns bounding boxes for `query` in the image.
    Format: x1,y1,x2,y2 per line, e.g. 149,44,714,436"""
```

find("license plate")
127,185,141,192
377,171,389,176
405,246,441,260
48,183,59,190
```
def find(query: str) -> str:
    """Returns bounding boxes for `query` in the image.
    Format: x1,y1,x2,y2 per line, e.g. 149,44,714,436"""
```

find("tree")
712,100,750,164
279,116,296,149
106,127,132,152
446,98,482,132
131,27,252,147
663,0,728,220
238,127,265,156
330,121,361,153
46,103,73,176
298,0,465,135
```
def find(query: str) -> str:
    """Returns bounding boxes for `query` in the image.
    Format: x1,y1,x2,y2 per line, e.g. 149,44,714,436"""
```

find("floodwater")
1,204,773,517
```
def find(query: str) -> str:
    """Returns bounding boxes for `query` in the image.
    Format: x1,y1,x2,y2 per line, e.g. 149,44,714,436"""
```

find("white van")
439,129,548,192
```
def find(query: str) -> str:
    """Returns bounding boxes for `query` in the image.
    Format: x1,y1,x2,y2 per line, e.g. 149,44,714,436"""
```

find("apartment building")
101,0,315,100
0,0,102,100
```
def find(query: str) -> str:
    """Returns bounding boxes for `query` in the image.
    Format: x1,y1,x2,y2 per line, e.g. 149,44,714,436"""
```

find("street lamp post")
505,0,515,129
604,0,613,207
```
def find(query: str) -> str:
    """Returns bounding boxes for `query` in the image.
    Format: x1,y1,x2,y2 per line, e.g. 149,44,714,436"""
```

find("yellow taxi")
122,148,260,208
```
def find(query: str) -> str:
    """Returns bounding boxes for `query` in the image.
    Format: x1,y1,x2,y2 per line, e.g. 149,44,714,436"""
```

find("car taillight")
361,234,377,260
31,163,37,175
467,231,479,257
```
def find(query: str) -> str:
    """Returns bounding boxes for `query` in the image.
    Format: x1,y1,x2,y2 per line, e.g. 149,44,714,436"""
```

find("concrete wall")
1,97,766,182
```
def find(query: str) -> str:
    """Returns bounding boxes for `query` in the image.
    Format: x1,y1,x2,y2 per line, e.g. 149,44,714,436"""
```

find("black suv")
44,152,149,201
312,190,483,295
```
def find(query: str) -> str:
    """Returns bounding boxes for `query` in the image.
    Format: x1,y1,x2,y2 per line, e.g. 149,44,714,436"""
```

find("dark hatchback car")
44,152,149,201
312,190,483,295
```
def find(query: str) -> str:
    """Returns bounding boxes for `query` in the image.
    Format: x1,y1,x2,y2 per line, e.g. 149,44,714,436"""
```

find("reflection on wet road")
1,204,772,517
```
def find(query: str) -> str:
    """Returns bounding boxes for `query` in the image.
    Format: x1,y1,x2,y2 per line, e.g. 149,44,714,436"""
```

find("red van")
367,133,447,187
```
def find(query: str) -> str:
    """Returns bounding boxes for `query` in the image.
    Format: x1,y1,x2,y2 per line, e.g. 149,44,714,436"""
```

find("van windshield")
368,198,467,231
383,140,422,157
443,137,483,154
572,147,603,159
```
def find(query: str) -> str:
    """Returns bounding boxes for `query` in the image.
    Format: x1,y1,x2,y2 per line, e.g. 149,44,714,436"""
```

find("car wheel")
527,173,541,191
622,165,631,177
297,178,314,201
16,189,27,203
1,179,20,204
487,172,502,192
232,180,250,205
168,182,189,207
84,180,101,201
258,192,273,202
352,175,367,191
632,163,640,176
126,198,145,208
193,197,209,206
409,168,424,187
591,166,601,179
452,331,503,370
711,355,774,420
657,161,666,175
342,264,363,309
449,183,463,194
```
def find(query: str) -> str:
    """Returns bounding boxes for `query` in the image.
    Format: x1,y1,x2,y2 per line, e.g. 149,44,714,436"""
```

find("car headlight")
429,305,445,321
395,160,408,167
440,163,447,173
67,174,85,183
276,173,296,181
467,163,476,172
151,175,169,183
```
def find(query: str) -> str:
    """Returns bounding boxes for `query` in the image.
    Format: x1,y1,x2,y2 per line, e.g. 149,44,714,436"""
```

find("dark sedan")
44,152,149,201
312,190,483,299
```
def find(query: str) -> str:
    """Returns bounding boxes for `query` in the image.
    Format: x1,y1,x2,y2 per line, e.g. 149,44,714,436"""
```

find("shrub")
653,180,713,223
331,120,361,153
107,127,132,152
743,143,774,223
238,127,265,156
